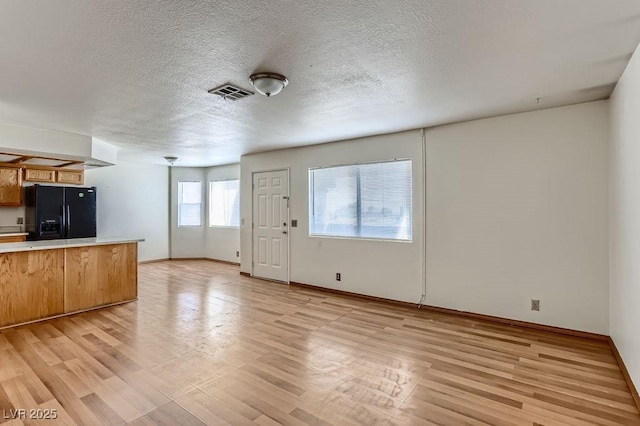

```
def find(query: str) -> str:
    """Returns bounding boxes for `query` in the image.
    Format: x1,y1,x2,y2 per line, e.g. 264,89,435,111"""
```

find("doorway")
252,169,289,282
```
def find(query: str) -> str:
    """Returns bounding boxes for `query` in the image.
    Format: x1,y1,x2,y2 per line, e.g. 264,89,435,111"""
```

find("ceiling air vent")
208,83,254,101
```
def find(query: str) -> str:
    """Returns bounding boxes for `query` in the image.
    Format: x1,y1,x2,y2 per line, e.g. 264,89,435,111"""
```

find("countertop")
0,226,26,237
0,237,145,253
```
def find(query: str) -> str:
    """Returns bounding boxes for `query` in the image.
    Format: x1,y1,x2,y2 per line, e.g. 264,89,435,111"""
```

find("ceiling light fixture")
164,156,179,165
249,72,289,97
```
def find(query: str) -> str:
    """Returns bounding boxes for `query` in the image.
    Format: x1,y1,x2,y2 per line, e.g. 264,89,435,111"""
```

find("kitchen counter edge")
0,237,145,253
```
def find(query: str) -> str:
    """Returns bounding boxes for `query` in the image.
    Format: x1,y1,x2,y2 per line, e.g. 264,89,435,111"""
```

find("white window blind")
178,181,202,227
209,180,240,227
309,160,412,241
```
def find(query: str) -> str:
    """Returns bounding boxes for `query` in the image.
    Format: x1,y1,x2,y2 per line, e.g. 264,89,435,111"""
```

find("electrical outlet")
336,273,341,281
236,251,240,257
531,299,540,311
16,217,23,225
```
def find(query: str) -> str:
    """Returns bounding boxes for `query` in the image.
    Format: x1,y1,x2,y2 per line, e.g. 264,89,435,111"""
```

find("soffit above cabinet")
0,122,116,168
0,151,108,170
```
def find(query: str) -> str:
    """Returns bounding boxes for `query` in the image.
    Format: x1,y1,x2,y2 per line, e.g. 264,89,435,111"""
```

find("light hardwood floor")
0,260,638,425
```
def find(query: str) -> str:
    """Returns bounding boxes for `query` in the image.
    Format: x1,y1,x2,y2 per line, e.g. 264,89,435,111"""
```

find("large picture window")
178,181,202,227
209,180,240,227
309,160,412,241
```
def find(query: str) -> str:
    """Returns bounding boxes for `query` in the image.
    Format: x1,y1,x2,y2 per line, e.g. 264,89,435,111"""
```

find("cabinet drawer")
24,168,56,183
57,170,84,185
0,235,26,243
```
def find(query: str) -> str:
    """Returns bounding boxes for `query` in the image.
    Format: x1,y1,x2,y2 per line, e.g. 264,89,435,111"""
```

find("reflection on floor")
0,259,637,425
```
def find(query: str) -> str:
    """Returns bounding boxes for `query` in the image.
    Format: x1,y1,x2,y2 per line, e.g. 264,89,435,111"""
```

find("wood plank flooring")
0,260,638,425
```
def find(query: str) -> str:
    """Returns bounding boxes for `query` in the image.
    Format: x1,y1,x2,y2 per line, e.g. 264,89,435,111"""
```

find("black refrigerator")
25,185,97,240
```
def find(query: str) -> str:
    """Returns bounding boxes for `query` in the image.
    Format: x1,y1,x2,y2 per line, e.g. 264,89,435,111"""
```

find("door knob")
282,230,288,234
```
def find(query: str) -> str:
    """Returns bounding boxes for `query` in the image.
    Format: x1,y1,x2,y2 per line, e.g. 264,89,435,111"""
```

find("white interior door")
252,170,289,282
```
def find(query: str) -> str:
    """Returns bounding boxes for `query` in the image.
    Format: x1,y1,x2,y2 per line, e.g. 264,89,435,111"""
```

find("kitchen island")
0,237,143,328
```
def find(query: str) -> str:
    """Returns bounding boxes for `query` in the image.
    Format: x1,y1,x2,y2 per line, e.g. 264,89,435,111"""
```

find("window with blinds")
209,180,240,227
309,160,412,241
178,181,202,227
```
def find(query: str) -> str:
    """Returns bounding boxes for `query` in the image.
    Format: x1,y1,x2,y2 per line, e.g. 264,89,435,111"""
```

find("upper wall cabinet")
24,168,84,185
0,167,23,206
22,167,84,185
57,170,84,185
24,168,56,183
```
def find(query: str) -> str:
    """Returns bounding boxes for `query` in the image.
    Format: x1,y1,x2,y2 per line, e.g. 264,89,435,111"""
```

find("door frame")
251,168,291,283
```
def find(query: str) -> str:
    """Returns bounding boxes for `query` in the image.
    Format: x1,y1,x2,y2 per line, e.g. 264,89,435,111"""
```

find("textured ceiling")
1,1,640,166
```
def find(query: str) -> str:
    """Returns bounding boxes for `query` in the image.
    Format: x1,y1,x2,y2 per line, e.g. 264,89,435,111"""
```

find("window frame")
308,159,413,242
177,180,203,227
208,179,240,229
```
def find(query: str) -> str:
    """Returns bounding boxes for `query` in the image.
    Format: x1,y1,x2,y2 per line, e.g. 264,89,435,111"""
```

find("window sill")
308,234,412,243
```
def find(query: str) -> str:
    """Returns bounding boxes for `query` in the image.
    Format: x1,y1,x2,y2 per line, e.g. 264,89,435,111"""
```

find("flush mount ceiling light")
164,156,179,165
249,72,289,97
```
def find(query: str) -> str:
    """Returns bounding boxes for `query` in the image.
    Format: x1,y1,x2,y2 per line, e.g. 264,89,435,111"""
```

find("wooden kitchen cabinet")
24,167,85,185
64,243,137,312
0,167,23,206
0,249,65,327
24,167,56,183
57,169,84,185
101,243,137,305
0,241,138,329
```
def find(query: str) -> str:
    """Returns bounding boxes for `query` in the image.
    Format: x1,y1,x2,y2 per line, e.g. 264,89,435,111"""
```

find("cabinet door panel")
24,168,56,183
0,167,22,206
0,250,64,327
64,246,103,312
102,243,137,304
57,170,84,185
64,243,137,312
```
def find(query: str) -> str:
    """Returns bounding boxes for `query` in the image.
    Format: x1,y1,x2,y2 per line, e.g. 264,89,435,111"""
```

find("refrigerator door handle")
60,204,66,239
66,204,71,239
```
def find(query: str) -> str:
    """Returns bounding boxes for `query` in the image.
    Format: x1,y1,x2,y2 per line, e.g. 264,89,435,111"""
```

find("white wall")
170,167,206,258
0,206,23,229
425,101,609,334
610,43,640,390
85,161,170,262
241,102,609,333
206,164,240,263
241,131,425,303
